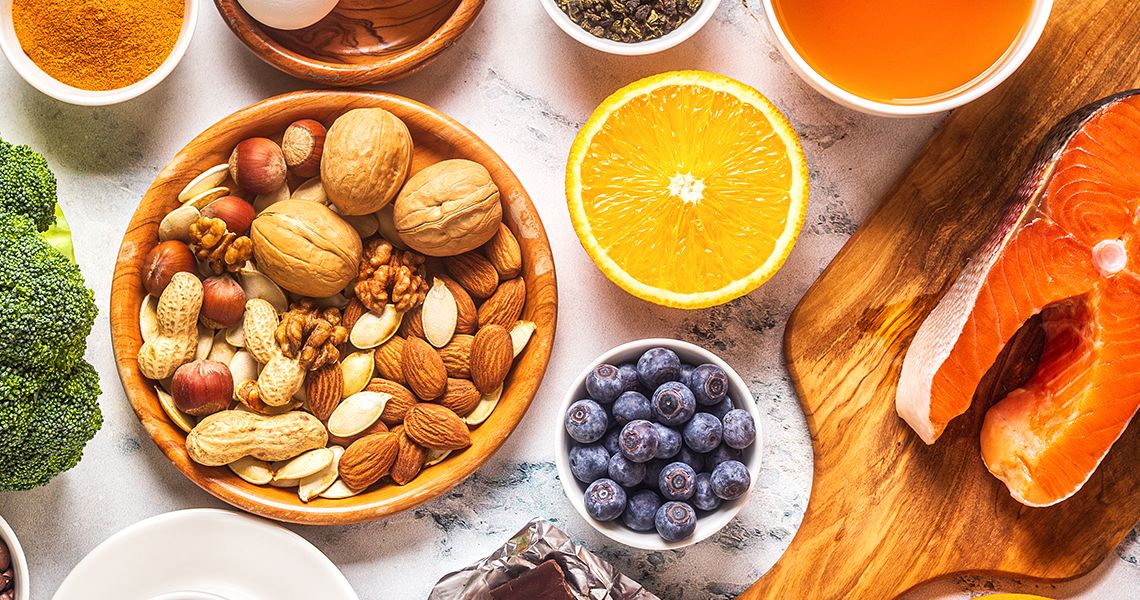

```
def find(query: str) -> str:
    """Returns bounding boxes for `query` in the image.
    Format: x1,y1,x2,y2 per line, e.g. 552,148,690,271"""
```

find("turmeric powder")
12,0,184,91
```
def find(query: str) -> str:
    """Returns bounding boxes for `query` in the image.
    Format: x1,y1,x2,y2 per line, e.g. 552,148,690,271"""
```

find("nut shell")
250,199,362,297
321,108,413,215
393,159,502,256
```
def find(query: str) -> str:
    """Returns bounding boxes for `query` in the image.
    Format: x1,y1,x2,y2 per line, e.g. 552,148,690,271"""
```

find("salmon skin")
896,90,1140,507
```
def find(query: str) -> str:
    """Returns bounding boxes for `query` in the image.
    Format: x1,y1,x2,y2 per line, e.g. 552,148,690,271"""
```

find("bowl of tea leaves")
541,0,720,55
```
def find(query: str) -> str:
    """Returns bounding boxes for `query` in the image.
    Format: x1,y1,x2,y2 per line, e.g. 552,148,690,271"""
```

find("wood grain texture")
213,0,484,86
109,90,557,525
743,1,1140,598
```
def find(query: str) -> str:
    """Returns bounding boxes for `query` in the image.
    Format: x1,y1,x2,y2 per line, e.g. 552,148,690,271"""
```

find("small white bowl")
760,0,1053,116
0,514,29,600
539,0,722,56
0,0,198,106
556,338,763,550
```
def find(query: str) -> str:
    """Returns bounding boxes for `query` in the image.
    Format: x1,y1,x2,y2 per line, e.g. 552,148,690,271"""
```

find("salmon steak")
897,90,1140,507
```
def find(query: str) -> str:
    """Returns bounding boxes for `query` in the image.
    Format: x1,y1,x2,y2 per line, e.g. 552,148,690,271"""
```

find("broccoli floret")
0,137,57,232
0,213,96,374
0,360,102,491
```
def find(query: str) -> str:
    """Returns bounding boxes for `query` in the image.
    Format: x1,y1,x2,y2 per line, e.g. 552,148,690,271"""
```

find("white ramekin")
761,0,1053,116
539,0,722,56
0,514,29,600
0,0,198,106
555,338,763,551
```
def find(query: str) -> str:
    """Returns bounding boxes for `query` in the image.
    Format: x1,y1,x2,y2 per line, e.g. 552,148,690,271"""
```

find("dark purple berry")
676,446,705,473
722,409,756,449
689,363,729,406
568,444,610,484
637,347,681,389
710,460,751,501
565,399,608,443
619,419,659,463
608,453,646,487
623,489,663,531
652,423,682,459
654,501,696,541
692,472,721,511
680,363,695,388
652,382,696,426
612,391,652,426
702,396,734,420
658,461,696,501
584,478,627,521
706,444,743,470
683,412,723,453
642,458,669,491
602,429,621,455
586,363,624,403
617,363,640,392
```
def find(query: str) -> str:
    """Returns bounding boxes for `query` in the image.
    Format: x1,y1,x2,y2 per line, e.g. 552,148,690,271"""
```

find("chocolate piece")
0,567,11,592
0,540,9,571
0,588,13,600
490,559,574,600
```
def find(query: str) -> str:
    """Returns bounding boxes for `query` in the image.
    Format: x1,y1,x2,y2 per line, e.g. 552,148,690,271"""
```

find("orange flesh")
930,95,1140,505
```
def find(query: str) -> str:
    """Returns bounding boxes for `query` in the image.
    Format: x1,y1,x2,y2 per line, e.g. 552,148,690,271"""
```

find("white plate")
54,509,357,600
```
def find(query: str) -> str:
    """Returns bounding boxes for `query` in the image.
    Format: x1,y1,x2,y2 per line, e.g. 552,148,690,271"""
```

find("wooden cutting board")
742,1,1140,598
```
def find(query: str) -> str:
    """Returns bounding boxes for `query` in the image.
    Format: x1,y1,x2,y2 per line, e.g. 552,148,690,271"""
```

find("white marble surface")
0,2,1136,599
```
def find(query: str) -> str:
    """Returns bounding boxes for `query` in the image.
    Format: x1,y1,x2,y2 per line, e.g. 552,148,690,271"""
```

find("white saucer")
53,509,357,600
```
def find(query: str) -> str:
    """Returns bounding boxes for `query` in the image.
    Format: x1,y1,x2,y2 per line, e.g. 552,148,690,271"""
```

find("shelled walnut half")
355,238,428,314
275,300,349,370
189,215,253,275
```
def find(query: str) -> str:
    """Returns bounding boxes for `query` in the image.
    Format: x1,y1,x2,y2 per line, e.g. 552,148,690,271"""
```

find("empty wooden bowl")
213,0,485,85
110,90,557,525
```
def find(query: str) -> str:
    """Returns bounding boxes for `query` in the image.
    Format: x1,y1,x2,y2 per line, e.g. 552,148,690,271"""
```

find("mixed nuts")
138,108,537,502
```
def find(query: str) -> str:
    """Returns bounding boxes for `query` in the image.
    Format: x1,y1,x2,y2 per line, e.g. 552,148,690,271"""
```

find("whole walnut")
250,199,362,298
321,108,413,215
393,159,502,257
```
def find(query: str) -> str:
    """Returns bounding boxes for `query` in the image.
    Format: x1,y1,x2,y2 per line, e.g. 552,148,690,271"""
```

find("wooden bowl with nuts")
213,0,485,86
110,90,557,524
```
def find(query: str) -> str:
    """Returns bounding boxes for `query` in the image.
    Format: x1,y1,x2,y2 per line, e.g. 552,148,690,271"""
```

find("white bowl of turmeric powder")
0,0,197,105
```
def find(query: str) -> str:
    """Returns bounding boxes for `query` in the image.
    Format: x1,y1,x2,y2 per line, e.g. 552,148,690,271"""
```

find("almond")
438,275,477,334
339,432,399,490
477,277,526,329
404,403,471,451
444,252,499,300
439,334,473,379
422,279,458,348
305,363,343,421
374,336,406,384
397,304,425,339
342,297,366,332
391,432,426,485
402,337,447,400
368,378,418,425
437,378,481,416
470,324,513,394
483,223,522,279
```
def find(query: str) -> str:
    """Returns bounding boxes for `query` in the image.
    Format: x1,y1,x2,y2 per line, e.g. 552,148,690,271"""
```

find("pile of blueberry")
564,347,756,542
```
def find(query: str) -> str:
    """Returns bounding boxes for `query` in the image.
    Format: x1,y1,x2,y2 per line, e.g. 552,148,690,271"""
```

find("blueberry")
680,363,695,388
619,419,659,463
642,458,669,491
722,409,756,449
584,478,627,521
710,460,751,501
651,382,696,426
652,423,682,459
655,501,696,541
702,396,734,421
683,412,723,453
612,391,652,426
617,363,640,393
689,364,729,406
565,399,608,443
706,444,743,470
568,444,610,484
586,363,624,403
608,453,646,487
658,461,696,500
692,473,721,511
676,447,705,473
637,347,681,389
602,429,621,455
622,490,663,532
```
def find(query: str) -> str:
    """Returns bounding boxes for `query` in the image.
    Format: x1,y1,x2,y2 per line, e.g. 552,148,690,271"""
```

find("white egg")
236,0,340,31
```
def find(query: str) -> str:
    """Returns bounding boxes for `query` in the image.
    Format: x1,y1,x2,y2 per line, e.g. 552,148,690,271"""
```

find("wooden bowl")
110,90,558,525
213,0,485,86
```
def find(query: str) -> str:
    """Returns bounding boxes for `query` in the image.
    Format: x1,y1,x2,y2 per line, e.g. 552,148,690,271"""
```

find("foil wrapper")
429,519,659,600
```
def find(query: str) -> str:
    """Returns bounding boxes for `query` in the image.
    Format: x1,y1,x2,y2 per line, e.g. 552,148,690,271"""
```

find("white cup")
149,593,230,600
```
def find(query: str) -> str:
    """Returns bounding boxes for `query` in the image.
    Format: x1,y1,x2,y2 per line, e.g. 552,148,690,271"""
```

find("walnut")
189,216,253,275
355,239,428,314
274,300,349,370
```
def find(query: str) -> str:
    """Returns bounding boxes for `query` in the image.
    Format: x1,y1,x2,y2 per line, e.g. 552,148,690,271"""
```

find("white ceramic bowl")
556,339,763,550
539,0,721,56
0,514,29,600
0,0,198,105
761,0,1053,116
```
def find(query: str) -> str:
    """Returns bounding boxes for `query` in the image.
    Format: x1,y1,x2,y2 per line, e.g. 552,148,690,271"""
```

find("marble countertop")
0,2,1135,599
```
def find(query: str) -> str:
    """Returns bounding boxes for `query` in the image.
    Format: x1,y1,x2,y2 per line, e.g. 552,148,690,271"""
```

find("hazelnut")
143,240,197,296
229,137,287,195
201,196,255,235
171,360,234,416
200,275,247,328
282,119,326,178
